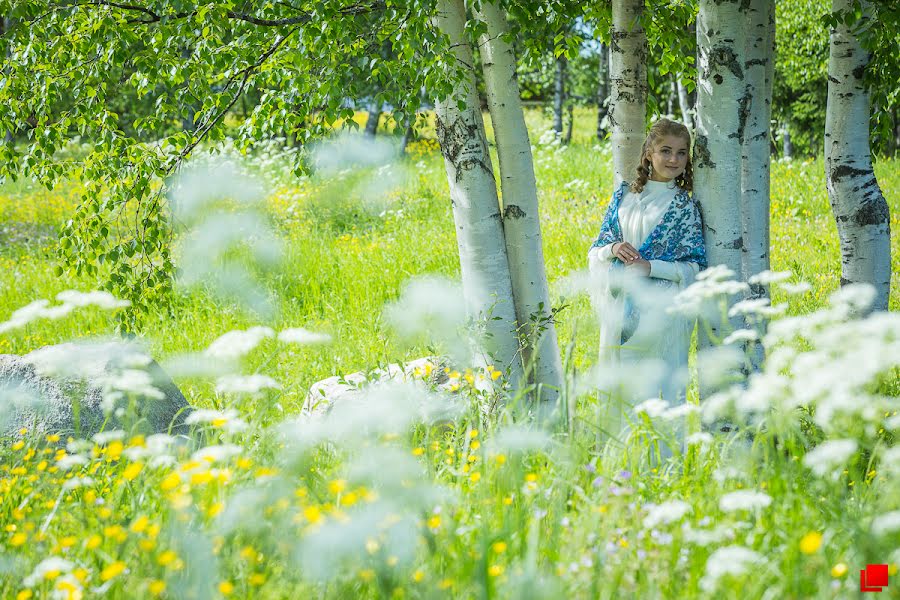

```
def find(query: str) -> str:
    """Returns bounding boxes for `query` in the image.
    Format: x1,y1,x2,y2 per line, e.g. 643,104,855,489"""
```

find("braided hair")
630,118,693,194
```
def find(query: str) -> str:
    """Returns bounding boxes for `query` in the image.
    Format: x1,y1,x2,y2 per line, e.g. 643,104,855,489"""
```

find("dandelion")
426,515,441,530
100,561,126,581
488,565,504,577
719,491,772,512
218,581,234,595
799,532,823,554
148,580,166,595
831,563,848,578
492,541,507,553
122,462,143,481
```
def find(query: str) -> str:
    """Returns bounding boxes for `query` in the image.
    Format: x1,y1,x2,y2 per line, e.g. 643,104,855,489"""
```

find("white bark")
609,0,647,186
476,0,565,402
741,0,774,295
432,0,524,382
695,0,748,291
597,42,610,140
675,75,691,129
824,0,891,311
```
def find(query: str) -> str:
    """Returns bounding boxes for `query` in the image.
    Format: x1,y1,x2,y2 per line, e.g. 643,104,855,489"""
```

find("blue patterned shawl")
591,181,706,343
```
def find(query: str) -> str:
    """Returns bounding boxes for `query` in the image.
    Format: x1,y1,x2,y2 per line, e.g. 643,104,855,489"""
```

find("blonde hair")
630,118,693,194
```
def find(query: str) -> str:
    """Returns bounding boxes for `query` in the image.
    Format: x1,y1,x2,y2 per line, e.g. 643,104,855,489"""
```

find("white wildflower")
634,398,669,418
700,546,765,592
697,265,736,282
643,500,692,529
185,408,248,433
885,413,900,431
55,290,130,309
882,446,900,472
779,281,811,295
661,403,701,421
872,511,900,536
686,432,713,446
56,454,89,470
719,490,772,512
277,327,332,345
802,439,858,479
747,270,792,285
62,476,94,491
204,326,274,360
728,298,771,317
93,430,126,445
722,328,760,345
215,374,281,395
683,523,734,546
24,557,75,587
192,444,242,464
829,283,876,314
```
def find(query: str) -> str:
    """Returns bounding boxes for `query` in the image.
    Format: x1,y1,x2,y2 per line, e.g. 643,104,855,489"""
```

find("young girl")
588,118,706,421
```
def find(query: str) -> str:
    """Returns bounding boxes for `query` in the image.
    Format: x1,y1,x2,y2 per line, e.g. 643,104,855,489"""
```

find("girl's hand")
612,241,641,263
625,258,651,276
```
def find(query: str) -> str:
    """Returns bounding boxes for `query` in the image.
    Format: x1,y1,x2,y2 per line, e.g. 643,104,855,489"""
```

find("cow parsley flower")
719,491,772,512
803,439,858,479
700,546,765,591
24,557,75,587
747,270,792,285
634,398,669,418
871,511,900,536
277,327,332,345
204,326,274,360
643,500,692,529
215,374,281,395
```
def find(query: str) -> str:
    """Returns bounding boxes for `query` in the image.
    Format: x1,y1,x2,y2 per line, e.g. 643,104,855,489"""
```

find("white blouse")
588,179,699,281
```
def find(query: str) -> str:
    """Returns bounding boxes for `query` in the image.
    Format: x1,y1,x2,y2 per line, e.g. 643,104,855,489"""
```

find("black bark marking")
714,74,723,84
503,204,526,219
828,75,841,84
737,91,752,143
435,114,493,183
694,134,716,169
830,164,870,184
852,199,890,227
852,64,866,80
703,44,744,81
723,237,744,249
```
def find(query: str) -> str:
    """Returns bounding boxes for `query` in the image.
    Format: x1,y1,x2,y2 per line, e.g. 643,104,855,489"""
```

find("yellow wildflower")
488,565,504,577
157,550,178,566
249,573,266,586
799,532,823,554
84,534,102,549
100,561,126,581
122,462,143,481
130,516,149,533
831,563,848,577
148,580,165,595
218,581,234,595
426,515,441,530
492,541,507,554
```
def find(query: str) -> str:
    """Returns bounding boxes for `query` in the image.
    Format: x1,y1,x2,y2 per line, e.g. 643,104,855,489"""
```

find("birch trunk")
741,0,774,295
431,0,524,383
553,55,566,138
609,0,647,186
597,42,610,140
475,0,565,402
695,0,748,292
365,100,382,137
675,75,691,129
824,0,891,311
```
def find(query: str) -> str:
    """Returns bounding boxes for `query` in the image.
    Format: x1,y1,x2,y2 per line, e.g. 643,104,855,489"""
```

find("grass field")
0,110,898,599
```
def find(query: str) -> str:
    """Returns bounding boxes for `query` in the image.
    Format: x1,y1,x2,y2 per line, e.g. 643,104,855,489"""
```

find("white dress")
588,179,700,407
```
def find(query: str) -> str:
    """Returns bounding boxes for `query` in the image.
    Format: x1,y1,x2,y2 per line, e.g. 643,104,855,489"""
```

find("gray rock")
304,356,451,417
0,345,193,439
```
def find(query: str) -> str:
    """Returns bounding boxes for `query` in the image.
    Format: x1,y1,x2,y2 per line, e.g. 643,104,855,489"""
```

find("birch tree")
824,0,892,310
597,42,610,140
432,0,525,385
609,0,647,185
741,0,775,295
694,0,748,285
474,0,565,400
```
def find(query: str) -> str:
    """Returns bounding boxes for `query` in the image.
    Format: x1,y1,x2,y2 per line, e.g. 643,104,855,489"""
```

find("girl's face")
647,134,689,182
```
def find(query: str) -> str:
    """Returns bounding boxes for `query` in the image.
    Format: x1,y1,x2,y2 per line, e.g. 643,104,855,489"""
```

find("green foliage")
0,0,453,330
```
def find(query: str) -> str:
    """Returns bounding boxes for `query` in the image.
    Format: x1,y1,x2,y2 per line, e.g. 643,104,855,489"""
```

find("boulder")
0,344,193,439
304,357,450,417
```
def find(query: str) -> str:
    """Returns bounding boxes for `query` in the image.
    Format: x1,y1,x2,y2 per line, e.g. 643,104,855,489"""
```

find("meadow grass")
0,110,898,599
